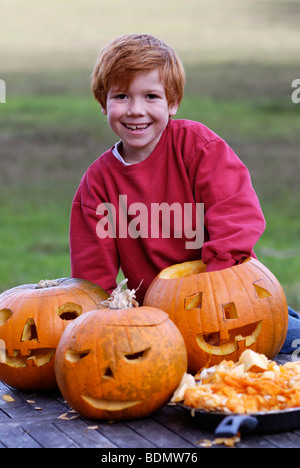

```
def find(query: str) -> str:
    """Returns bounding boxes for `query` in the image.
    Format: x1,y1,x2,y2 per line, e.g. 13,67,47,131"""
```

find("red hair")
92,34,186,110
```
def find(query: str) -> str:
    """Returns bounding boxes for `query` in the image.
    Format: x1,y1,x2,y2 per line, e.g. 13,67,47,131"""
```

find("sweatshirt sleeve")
69,177,120,294
189,137,266,271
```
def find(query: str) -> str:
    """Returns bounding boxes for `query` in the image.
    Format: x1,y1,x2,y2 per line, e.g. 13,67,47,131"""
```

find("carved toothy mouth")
0,348,55,368
81,395,140,411
196,320,263,356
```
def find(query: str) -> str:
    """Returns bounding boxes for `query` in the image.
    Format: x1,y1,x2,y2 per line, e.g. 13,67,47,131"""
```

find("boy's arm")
70,194,120,294
190,138,266,272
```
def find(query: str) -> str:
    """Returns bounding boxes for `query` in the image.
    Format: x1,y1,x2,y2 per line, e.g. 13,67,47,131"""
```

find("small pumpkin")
0,278,109,390
55,280,187,420
144,258,289,373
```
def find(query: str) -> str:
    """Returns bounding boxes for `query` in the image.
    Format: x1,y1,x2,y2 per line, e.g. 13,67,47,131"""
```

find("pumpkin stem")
101,279,141,309
36,279,60,289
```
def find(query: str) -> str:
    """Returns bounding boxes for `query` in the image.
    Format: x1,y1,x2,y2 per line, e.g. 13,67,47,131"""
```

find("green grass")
178,97,300,144
0,201,70,288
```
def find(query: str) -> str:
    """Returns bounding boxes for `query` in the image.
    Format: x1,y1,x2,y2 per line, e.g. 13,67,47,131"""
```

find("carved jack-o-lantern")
144,258,289,373
0,278,109,390
55,283,187,420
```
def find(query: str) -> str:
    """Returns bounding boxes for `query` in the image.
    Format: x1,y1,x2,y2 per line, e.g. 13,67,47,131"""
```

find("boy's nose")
126,99,146,116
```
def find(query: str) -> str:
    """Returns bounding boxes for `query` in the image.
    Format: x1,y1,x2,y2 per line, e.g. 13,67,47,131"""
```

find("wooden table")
0,353,299,449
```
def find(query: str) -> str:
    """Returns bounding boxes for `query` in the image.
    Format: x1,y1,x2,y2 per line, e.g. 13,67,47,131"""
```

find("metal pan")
178,403,300,437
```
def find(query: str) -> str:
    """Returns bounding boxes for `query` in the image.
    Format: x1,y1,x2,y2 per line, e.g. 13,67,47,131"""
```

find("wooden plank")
0,409,10,422
127,411,196,448
2,384,68,413
19,393,68,414
23,422,78,448
54,419,117,449
0,381,12,393
92,420,155,448
260,431,300,449
153,405,212,447
234,433,277,449
0,399,38,419
0,425,41,448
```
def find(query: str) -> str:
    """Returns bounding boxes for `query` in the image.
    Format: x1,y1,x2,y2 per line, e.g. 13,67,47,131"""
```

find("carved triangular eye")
184,292,203,310
0,309,13,326
253,281,272,299
21,318,39,342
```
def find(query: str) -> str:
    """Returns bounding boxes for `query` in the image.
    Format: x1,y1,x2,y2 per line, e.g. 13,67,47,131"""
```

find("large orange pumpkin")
0,278,109,390
55,281,187,420
144,258,289,373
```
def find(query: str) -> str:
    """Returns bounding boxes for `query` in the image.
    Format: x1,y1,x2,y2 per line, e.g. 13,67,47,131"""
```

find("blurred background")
0,0,299,308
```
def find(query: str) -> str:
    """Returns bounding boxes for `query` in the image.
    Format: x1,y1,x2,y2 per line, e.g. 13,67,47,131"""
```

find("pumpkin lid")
78,306,169,327
102,306,169,327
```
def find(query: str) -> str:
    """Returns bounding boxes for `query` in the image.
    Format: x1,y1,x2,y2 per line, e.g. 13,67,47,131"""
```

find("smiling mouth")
122,123,151,131
81,395,140,411
0,348,55,368
196,320,263,356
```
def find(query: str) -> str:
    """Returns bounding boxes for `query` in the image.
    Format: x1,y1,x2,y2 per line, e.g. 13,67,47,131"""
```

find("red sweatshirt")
70,119,266,303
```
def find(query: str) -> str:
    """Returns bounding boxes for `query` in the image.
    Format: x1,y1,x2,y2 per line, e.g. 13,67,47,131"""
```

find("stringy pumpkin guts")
101,278,140,309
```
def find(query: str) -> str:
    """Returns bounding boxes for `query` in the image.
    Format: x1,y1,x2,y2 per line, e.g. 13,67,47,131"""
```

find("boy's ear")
168,101,179,117
101,106,107,115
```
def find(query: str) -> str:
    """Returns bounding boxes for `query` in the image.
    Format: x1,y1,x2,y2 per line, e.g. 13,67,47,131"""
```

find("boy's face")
104,69,179,163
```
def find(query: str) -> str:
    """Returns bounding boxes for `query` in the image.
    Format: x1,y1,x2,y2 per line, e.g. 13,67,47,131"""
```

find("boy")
70,33,266,304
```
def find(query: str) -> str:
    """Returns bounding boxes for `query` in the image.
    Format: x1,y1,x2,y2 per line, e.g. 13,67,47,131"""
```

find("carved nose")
21,318,39,342
103,366,114,379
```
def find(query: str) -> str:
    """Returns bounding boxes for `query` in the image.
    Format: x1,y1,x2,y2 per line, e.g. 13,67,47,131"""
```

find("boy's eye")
147,94,159,100
115,94,128,100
